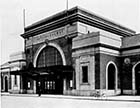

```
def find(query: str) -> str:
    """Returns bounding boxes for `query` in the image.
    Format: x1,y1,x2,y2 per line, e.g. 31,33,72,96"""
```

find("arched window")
107,63,116,90
36,46,63,67
1,75,3,90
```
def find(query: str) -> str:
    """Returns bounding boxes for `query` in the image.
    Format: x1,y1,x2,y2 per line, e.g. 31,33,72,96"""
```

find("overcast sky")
0,0,140,65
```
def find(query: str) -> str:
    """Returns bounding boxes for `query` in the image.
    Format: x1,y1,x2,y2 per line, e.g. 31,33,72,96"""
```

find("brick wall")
25,37,72,67
99,53,120,89
122,54,140,90
95,53,100,89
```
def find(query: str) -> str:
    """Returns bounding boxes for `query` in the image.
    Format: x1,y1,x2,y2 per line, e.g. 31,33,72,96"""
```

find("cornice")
21,13,78,38
21,6,135,38
77,7,135,35
25,7,78,31
72,43,120,52
120,45,140,51
78,14,134,37
8,59,26,64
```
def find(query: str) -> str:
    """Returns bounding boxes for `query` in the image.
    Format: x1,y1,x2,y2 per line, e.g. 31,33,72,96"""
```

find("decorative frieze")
26,27,66,46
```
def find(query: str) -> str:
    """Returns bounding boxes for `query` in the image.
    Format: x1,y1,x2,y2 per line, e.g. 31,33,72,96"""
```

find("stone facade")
1,51,26,93
20,7,140,96
1,6,140,96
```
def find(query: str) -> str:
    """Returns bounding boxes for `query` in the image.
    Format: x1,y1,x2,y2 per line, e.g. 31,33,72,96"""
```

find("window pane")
82,66,88,83
37,46,62,67
14,75,17,85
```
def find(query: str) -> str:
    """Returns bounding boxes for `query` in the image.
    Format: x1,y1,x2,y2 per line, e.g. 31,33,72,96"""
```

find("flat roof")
23,6,135,37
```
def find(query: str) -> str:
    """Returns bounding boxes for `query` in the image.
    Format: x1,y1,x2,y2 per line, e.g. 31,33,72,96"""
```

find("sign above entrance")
26,27,66,46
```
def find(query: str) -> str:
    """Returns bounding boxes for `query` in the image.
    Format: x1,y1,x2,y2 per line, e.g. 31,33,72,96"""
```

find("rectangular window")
70,80,73,88
14,75,17,85
9,76,11,89
82,66,88,83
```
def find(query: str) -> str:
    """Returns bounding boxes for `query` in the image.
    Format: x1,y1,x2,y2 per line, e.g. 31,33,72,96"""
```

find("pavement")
1,92,140,102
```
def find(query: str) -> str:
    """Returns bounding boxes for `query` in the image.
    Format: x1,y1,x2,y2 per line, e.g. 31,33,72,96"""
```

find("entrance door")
135,63,140,95
45,80,55,94
36,46,64,94
5,77,8,92
55,75,63,94
37,74,63,94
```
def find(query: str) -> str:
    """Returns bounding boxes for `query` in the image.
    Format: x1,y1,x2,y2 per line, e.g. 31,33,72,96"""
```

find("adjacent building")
1,6,140,96
1,51,26,93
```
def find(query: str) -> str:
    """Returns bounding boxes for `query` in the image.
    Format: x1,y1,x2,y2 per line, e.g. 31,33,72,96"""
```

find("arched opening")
36,46,63,94
107,63,116,90
4,76,8,92
36,46,63,67
135,63,140,95
1,75,3,90
34,43,66,67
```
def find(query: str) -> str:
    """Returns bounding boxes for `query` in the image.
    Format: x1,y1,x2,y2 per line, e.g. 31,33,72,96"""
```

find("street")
1,95,140,108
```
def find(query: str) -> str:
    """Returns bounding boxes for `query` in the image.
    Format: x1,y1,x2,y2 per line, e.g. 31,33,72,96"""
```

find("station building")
1,6,140,96
1,51,26,93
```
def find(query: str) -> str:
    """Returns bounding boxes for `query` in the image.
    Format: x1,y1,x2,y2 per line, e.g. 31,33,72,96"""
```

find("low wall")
64,89,121,96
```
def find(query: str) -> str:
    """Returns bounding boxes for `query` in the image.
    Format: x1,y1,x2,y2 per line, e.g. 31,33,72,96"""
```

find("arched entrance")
36,46,63,67
4,76,8,92
106,61,117,91
108,64,115,89
134,62,140,95
35,45,64,94
1,75,3,91
34,43,66,67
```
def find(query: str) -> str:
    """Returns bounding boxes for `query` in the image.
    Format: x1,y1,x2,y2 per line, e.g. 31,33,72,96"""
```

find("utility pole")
66,0,68,11
23,9,26,32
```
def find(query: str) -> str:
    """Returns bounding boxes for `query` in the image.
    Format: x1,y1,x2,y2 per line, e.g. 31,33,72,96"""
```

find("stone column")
75,58,80,90
63,78,66,94
20,75,23,93
33,80,36,94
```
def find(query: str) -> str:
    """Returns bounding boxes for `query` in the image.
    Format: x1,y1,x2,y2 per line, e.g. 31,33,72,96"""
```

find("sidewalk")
1,92,140,102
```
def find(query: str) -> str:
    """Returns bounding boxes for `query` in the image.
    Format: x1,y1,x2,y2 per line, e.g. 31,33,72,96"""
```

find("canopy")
10,65,73,78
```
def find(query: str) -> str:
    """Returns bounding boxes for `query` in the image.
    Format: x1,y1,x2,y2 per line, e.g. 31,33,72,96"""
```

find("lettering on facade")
26,27,66,46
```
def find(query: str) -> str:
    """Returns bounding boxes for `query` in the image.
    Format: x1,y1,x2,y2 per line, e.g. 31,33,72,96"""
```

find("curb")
1,93,140,102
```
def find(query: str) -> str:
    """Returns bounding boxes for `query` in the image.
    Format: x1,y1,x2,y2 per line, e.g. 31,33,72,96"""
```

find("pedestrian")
38,82,41,96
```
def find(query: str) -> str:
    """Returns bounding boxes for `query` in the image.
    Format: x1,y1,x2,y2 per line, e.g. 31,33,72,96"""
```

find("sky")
0,0,140,65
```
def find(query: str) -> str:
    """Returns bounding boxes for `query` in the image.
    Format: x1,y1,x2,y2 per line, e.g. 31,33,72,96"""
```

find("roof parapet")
22,6,135,38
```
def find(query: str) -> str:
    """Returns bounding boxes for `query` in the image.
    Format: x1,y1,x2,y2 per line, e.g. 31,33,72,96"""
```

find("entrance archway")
106,61,117,90
4,76,8,92
36,46,63,67
133,62,140,95
35,45,64,94
1,75,3,90
34,43,66,67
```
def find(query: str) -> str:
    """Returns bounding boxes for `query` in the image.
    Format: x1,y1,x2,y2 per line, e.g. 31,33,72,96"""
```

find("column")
63,78,66,94
33,80,36,94
20,75,23,93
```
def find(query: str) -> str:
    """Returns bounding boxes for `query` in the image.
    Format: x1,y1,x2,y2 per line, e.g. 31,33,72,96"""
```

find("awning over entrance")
10,65,73,78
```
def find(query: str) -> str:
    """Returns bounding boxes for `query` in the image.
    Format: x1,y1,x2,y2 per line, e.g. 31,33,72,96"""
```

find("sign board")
26,27,66,46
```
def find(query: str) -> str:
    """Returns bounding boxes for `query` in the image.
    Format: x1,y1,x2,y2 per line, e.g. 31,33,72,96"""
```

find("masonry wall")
95,53,100,89
25,37,72,67
99,53,120,89
73,54,95,96
122,54,140,90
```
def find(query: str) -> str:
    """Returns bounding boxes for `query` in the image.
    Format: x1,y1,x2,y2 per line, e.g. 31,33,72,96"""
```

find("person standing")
38,82,41,96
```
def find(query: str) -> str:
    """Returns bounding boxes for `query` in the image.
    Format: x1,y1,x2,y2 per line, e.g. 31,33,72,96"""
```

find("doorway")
107,63,116,90
135,63,140,95
36,74,63,94
4,76,8,92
